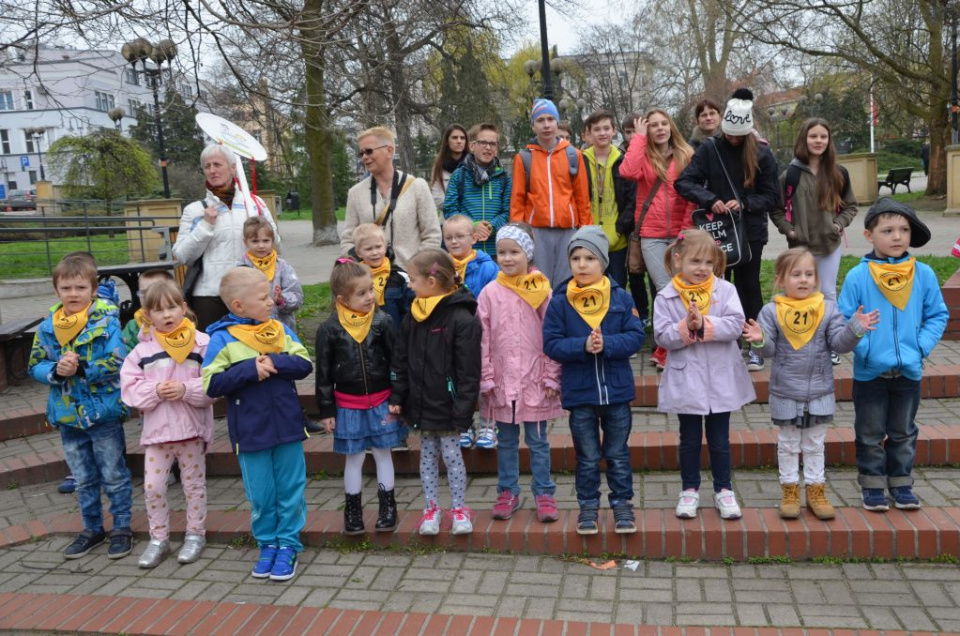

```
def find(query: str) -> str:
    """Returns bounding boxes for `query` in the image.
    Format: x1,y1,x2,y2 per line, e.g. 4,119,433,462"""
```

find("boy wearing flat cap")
838,197,948,512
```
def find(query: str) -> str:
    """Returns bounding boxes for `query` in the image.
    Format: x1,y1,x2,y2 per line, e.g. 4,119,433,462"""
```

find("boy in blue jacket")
28,254,133,560
543,226,645,535
838,198,948,512
203,267,313,581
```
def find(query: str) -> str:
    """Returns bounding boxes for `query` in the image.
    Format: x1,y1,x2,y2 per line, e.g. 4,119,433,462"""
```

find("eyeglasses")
357,145,388,158
443,233,472,242
473,140,498,148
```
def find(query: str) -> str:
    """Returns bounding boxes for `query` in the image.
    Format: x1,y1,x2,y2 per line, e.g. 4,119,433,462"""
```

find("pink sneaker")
492,491,521,520
535,494,559,523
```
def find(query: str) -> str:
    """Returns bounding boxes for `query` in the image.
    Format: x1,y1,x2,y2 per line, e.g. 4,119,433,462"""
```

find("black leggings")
726,240,764,322
192,296,230,333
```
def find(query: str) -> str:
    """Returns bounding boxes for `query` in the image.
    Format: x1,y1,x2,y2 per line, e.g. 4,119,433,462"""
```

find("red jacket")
618,134,695,239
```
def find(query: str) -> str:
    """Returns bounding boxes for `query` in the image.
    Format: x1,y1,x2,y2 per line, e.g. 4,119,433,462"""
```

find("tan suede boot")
806,483,836,520
779,483,801,519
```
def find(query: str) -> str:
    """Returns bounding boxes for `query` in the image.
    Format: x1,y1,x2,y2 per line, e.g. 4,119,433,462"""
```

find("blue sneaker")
862,488,889,512
251,545,278,578
269,546,298,582
576,508,599,535
890,485,921,510
459,429,475,448
58,475,76,494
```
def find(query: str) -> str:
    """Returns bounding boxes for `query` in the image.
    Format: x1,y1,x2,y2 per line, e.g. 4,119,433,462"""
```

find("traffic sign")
0,185,6,200
19,156,29,169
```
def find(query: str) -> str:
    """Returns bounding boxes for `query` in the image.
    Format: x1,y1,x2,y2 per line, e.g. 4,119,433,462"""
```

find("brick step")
12,506,960,562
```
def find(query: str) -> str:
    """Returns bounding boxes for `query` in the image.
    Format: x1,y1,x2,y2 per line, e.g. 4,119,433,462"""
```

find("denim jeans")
606,248,627,289
677,412,732,492
852,376,921,489
497,421,555,497
567,403,634,508
59,420,133,533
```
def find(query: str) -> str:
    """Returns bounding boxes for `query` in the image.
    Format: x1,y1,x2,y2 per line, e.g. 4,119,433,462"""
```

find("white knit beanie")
721,88,755,136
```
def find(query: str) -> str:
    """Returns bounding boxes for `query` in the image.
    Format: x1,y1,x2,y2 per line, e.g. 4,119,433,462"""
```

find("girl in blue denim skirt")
315,258,402,536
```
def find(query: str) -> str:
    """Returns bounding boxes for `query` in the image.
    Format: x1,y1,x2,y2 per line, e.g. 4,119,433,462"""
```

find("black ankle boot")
375,484,398,532
343,492,365,535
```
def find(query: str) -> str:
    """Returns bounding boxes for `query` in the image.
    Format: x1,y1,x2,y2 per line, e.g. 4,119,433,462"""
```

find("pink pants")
143,440,207,541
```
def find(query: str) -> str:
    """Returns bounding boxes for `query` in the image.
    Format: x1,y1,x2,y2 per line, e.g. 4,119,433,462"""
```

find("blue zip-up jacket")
202,313,314,453
463,250,499,299
28,298,127,429
837,252,948,382
543,276,645,408
443,161,512,257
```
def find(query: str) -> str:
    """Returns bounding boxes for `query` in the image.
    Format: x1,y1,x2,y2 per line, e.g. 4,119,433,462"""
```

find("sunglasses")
357,145,388,158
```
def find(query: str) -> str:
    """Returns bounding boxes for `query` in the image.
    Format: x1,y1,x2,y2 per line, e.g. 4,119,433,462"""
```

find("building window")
128,99,143,114
94,91,115,112
24,131,35,153
28,170,37,185
124,68,140,86
0,130,9,154
23,90,33,110
0,92,12,111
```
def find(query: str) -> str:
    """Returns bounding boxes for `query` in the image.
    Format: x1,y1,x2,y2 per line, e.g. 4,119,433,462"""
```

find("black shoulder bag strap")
371,170,408,247
634,178,662,237
710,137,743,214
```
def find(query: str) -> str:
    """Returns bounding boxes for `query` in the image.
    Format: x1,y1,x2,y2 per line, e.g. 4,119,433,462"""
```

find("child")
478,223,564,522
239,216,303,331
543,226,645,535
315,258,402,535
351,223,413,330
120,280,216,567
653,229,755,521
28,255,134,560
837,198,948,511
203,267,313,581
389,248,481,536
743,248,878,519
122,269,176,352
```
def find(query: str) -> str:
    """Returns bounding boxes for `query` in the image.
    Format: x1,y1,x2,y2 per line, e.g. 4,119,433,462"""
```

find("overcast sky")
515,0,623,57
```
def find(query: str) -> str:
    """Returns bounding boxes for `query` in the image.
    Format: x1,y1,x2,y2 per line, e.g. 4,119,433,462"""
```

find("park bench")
877,167,914,194
0,316,42,392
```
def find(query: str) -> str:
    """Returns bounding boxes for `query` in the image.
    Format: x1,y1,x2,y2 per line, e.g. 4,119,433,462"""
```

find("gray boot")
138,539,170,569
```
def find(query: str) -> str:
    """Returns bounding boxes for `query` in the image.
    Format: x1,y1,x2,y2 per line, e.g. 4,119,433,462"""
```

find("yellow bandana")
52,302,91,347
336,302,374,343
496,271,551,309
775,292,825,351
227,319,286,354
248,250,277,282
868,258,915,311
133,308,146,328
154,318,197,364
411,291,455,322
671,275,714,316
451,250,477,283
368,258,391,306
566,276,611,330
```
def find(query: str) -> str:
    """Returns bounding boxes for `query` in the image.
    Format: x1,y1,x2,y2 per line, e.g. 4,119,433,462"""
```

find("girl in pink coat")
477,223,564,523
120,279,216,569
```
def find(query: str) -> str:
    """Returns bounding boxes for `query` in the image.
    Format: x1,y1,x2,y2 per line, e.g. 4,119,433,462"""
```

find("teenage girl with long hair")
430,124,468,209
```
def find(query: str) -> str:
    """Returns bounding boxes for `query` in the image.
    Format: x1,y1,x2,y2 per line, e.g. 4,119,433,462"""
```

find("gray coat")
756,298,864,402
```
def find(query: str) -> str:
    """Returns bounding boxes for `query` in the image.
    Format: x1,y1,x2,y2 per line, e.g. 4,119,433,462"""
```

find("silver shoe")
138,539,170,569
177,534,206,564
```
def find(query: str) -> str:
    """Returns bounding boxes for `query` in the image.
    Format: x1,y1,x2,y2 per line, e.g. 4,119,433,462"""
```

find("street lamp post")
108,107,126,131
537,0,553,100
24,127,46,181
121,38,177,198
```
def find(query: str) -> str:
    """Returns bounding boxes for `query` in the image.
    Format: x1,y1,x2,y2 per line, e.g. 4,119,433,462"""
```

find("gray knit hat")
568,225,610,270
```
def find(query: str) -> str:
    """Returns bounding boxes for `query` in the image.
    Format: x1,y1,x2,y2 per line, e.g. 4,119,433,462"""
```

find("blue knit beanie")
531,99,560,125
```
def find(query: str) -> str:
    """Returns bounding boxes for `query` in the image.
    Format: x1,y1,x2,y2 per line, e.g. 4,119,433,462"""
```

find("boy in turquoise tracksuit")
838,198,948,512
203,267,313,582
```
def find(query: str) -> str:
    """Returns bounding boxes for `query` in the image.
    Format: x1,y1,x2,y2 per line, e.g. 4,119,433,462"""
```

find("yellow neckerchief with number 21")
566,276,610,330
774,292,825,350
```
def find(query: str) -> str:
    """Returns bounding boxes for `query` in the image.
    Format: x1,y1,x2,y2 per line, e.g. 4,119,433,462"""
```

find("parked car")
3,189,36,211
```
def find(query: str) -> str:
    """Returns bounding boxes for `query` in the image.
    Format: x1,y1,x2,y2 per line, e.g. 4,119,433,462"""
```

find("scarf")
566,276,611,330
868,258,915,311
442,154,464,174
671,274,714,316
154,318,197,364
227,319,286,354
775,292,825,351
206,180,236,205
451,250,477,284
52,302,91,347
463,153,501,186
496,271,550,309
411,291,454,322
336,302,374,344
248,250,277,282
368,258,391,306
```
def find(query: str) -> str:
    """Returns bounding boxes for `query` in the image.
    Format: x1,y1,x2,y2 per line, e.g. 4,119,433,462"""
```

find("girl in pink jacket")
477,223,564,523
120,279,215,569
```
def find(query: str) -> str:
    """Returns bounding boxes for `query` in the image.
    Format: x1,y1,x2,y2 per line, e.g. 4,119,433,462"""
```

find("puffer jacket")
237,254,304,330
28,298,127,429
315,308,396,420
477,277,564,423
542,276,645,409
202,313,313,453
618,134,696,240
755,298,863,402
463,250,499,298
173,190,279,298
120,326,216,446
769,159,858,256
389,286,482,433
510,138,593,229
583,145,629,251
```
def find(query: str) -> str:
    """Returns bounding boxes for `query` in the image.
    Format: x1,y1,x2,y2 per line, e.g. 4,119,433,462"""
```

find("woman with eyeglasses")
341,127,441,268
430,124,468,210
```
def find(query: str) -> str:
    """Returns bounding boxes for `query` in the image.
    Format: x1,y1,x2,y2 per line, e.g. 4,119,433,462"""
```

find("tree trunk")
927,90,949,196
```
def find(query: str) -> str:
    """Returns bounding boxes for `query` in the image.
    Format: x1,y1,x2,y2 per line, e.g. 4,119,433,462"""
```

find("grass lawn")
295,282,332,355
0,234,132,278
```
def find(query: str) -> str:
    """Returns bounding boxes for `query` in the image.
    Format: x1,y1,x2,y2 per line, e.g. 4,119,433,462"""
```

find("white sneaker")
450,507,474,534
418,502,441,536
476,428,498,449
459,430,475,448
714,489,742,519
676,489,700,519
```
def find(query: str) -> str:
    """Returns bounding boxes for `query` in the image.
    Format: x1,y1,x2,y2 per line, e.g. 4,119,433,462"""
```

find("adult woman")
342,127,441,268
688,99,722,149
675,88,780,372
173,144,280,331
430,124,468,209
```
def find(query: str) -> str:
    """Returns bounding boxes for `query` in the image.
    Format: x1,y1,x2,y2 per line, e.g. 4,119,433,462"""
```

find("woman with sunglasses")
341,126,441,268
